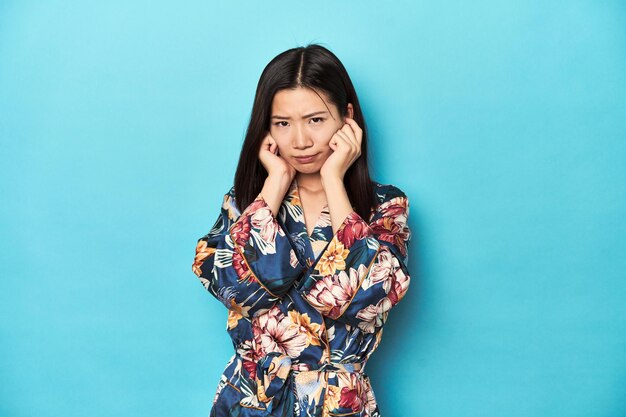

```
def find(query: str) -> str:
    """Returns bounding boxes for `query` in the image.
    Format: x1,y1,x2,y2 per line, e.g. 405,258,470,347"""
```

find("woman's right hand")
259,131,296,182
258,132,296,216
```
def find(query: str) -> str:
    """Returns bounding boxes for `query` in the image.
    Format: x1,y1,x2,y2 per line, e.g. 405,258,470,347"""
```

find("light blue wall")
1,1,624,416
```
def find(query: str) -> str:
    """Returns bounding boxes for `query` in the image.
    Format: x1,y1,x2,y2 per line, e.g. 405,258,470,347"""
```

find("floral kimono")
192,178,411,417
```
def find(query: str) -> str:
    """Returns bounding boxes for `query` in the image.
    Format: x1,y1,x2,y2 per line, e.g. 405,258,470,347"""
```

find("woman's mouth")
293,153,319,164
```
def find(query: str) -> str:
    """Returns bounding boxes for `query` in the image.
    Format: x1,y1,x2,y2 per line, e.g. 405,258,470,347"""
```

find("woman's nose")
292,125,312,149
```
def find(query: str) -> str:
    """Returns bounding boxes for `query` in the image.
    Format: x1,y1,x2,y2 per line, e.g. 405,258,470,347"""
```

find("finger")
344,118,362,143
334,130,349,143
341,123,357,144
336,129,357,149
340,129,361,159
265,132,276,146
334,133,359,166
344,117,361,132
328,134,340,151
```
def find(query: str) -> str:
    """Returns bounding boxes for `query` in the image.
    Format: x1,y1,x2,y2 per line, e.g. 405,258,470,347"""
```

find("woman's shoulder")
217,185,237,204
218,185,240,218
225,184,236,199
370,181,410,226
372,180,409,204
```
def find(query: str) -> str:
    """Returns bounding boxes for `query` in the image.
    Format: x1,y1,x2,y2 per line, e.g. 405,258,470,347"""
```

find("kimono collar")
280,177,304,225
281,177,329,229
278,177,335,262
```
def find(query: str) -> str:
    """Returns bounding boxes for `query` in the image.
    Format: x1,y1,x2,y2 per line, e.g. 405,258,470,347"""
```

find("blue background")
1,1,625,416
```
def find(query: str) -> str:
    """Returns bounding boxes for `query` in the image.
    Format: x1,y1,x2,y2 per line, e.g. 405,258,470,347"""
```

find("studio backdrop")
1,1,625,416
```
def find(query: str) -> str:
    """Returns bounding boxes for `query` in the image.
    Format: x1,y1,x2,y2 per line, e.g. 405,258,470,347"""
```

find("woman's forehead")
271,87,335,117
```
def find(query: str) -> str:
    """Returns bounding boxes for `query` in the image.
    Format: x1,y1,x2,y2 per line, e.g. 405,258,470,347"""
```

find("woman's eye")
310,117,324,124
274,121,288,127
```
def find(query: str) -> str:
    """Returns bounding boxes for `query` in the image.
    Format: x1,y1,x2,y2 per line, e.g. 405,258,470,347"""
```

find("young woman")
192,44,411,417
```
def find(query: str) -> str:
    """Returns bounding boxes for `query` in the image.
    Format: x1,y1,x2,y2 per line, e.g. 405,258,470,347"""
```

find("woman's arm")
192,180,305,318
295,184,411,333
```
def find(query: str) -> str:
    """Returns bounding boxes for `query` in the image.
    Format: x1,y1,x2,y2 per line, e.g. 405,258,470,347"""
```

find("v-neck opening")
306,207,329,241
292,178,329,241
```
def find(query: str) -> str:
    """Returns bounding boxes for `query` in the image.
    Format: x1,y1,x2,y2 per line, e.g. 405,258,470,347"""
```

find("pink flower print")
252,305,308,358
305,264,367,319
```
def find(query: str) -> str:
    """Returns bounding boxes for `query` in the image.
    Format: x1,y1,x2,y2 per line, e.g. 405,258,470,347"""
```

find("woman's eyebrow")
271,111,329,120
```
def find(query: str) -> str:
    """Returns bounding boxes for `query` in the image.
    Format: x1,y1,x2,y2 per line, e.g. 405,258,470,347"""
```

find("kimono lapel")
278,178,333,266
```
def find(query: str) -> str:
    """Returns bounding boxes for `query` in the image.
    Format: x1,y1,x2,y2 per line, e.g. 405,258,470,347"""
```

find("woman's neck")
295,172,324,193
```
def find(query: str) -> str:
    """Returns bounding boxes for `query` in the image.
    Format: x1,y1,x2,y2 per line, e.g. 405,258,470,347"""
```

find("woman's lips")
293,153,319,163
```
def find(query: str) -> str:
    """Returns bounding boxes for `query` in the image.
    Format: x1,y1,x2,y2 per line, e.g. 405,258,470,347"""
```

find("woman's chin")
293,164,322,175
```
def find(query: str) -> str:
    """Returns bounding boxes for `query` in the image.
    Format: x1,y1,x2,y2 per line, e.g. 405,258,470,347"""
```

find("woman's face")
269,87,353,175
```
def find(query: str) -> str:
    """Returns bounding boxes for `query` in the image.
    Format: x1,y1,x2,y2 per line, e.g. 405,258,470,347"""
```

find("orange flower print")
287,310,322,347
223,194,240,222
227,300,251,325
192,240,216,277
227,309,242,330
317,239,350,276
324,384,341,411
289,191,301,207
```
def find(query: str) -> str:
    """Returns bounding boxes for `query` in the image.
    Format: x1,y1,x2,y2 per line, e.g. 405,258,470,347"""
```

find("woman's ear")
346,103,354,119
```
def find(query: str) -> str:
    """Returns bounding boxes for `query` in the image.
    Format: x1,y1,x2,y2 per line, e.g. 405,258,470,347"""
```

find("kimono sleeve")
192,189,306,318
295,187,411,333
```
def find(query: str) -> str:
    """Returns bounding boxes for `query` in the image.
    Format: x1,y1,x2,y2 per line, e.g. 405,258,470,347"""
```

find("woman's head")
269,86,353,175
234,44,375,218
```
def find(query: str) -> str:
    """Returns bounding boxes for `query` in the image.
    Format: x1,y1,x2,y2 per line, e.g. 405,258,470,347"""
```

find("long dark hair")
233,43,376,220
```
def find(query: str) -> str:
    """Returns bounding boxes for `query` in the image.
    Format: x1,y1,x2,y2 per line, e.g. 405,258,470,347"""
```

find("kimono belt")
254,351,364,415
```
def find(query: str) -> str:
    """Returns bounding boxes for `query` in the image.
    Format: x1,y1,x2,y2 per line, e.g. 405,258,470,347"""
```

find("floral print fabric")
192,178,411,417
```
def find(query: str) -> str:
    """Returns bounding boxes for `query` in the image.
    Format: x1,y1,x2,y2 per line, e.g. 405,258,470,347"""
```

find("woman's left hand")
320,117,363,181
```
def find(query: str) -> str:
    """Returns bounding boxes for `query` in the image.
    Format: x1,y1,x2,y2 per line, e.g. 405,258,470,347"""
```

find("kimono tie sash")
255,351,364,414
